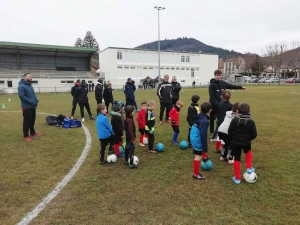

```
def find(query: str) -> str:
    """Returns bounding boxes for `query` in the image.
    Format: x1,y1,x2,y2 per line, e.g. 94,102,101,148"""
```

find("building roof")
0,41,96,57
100,47,218,55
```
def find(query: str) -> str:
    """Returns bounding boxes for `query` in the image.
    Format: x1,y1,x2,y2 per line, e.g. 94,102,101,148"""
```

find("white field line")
0,111,92,225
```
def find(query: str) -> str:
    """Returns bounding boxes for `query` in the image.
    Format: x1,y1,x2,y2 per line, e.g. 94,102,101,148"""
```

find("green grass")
0,86,300,225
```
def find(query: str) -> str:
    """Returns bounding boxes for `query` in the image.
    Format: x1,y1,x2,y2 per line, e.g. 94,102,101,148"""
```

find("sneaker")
220,156,226,161
246,167,255,174
89,116,96,120
159,121,163,124
139,143,145,147
202,157,210,162
124,161,129,165
129,164,138,169
214,149,221,153
192,173,206,180
100,160,107,165
228,159,234,164
172,140,178,145
108,149,116,155
148,150,157,153
210,138,217,142
71,116,74,119
31,133,41,137
188,143,193,147
232,176,241,184
82,118,85,122
24,136,32,141
117,153,125,158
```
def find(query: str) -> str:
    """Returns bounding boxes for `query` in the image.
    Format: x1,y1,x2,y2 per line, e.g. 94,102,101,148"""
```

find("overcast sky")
1,0,300,55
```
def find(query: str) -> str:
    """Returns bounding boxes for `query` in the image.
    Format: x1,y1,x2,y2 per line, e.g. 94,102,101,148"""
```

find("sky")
1,0,300,55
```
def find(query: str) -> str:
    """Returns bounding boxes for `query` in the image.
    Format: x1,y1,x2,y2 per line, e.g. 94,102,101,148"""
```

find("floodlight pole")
154,6,165,82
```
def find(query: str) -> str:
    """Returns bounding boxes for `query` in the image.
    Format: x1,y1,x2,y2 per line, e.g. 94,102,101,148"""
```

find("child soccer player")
136,101,149,147
96,104,115,165
228,102,257,184
111,101,125,157
145,100,156,153
124,105,137,169
190,102,212,180
169,100,184,144
186,95,200,146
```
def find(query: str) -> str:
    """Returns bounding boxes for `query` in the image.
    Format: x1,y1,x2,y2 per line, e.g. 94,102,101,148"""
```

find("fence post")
39,87,40,93
55,86,56,93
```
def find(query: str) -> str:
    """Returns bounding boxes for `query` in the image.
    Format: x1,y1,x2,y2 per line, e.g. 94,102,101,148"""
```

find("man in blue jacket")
124,78,138,110
18,73,40,141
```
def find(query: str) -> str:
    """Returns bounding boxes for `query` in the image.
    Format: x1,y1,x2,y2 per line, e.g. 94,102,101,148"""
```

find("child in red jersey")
169,100,184,144
136,101,149,147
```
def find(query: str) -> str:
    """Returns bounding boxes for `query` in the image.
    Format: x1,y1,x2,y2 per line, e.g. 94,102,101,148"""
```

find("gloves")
172,120,176,125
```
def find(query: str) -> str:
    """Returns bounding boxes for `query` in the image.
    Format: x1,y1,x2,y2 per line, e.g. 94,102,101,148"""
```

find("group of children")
96,91,257,184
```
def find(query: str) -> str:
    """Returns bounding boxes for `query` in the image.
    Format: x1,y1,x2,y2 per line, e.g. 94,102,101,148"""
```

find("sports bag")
62,118,82,128
46,114,66,126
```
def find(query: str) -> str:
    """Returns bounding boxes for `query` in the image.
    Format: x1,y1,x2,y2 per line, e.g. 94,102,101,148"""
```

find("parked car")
294,78,300,83
264,79,272,83
259,78,267,83
249,78,259,83
285,78,295,83
270,78,280,83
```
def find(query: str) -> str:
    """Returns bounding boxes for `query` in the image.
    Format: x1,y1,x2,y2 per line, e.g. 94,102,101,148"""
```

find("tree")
235,56,243,73
74,38,83,47
82,31,100,54
284,42,300,78
250,55,263,74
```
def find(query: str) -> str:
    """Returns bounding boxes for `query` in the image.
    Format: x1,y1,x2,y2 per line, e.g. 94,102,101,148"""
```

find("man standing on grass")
124,78,138,110
157,74,172,124
18,73,40,141
209,69,246,138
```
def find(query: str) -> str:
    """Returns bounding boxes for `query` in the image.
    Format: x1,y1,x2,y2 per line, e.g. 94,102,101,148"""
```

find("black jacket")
95,83,103,100
103,87,113,102
111,113,124,137
124,116,136,142
209,79,243,106
171,81,181,99
228,114,257,145
74,85,89,103
157,81,172,103
186,103,200,127
217,101,233,125
71,85,78,100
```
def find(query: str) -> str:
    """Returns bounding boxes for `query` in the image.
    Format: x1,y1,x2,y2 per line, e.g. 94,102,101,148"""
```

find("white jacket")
218,111,235,134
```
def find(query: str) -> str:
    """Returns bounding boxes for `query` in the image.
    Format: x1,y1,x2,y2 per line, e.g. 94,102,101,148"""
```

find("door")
7,81,12,88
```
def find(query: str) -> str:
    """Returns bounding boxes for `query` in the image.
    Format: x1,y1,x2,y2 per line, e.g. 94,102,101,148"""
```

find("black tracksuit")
71,84,79,116
95,82,103,104
103,87,113,111
186,103,200,144
171,81,181,106
111,113,124,143
209,78,243,133
157,81,172,121
228,113,257,161
74,84,92,118
124,115,136,165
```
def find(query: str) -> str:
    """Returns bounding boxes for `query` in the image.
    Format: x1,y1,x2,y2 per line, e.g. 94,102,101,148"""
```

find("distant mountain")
135,37,243,60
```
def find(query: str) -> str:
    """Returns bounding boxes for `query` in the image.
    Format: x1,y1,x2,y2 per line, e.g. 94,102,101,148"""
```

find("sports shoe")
24,136,32,141
82,118,85,122
139,143,145,147
228,159,234,164
188,143,193,147
246,167,255,174
31,133,41,137
172,140,178,145
202,157,210,162
117,153,125,158
129,164,138,169
210,139,217,142
159,121,163,124
124,161,129,165
100,160,107,165
71,116,74,119
214,149,221,153
108,149,116,155
148,150,157,153
89,116,96,120
220,156,226,161
232,176,241,184
193,173,206,180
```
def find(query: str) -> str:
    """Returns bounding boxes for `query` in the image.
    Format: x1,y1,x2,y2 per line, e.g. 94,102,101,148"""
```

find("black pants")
96,98,102,104
212,122,220,139
125,142,135,165
99,135,114,162
172,125,180,133
188,127,191,143
71,100,78,117
159,102,171,121
232,144,251,161
126,98,138,110
145,131,155,150
172,98,178,106
105,100,113,112
209,104,218,134
218,132,233,159
23,108,36,137
79,103,92,118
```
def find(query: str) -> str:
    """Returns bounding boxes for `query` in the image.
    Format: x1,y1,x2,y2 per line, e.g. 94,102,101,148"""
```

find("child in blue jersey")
190,102,212,180
96,104,115,164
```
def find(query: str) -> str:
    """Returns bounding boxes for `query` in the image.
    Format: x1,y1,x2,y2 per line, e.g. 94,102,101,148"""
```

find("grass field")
0,86,300,225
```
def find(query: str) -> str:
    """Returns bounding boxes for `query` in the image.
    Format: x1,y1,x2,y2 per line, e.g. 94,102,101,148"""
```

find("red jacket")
136,109,146,129
169,106,180,126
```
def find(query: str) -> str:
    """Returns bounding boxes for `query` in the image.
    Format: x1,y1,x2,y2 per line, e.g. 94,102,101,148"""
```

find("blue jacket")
18,79,39,108
124,82,136,100
96,113,114,139
190,112,209,152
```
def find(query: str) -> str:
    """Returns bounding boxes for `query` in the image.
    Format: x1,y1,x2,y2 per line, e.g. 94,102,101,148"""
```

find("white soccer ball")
243,172,257,183
107,154,117,163
143,137,148,145
128,155,139,165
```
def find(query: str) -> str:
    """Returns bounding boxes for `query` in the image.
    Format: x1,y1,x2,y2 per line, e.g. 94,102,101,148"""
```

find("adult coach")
157,74,172,123
209,69,246,136
124,78,138,110
171,76,181,106
70,80,79,119
18,73,40,141
95,79,103,104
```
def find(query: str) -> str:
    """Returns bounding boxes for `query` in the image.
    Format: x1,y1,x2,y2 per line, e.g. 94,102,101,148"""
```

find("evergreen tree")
82,31,100,53
74,38,83,47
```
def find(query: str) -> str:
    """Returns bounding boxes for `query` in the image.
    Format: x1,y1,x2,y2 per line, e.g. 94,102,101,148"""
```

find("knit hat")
127,78,132,82
112,101,121,112
118,100,124,108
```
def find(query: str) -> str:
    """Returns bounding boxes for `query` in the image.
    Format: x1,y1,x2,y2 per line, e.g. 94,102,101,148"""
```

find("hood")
194,112,208,121
111,112,121,116
210,78,220,83
236,113,252,127
225,111,234,118
19,79,31,86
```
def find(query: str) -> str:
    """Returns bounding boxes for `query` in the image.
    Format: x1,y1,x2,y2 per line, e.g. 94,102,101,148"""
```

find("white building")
99,47,218,87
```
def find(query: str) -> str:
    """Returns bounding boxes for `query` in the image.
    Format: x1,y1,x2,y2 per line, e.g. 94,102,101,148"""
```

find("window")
31,80,38,84
166,68,169,70
181,68,185,70
196,67,199,70
117,52,122,60
186,68,190,70
131,67,135,69
117,66,123,69
61,80,73,84
149,67,153,69
186,56,190,62
181,56,185,62
191,69,194,78
124,66,129,69
171,68,175,70
176,68,180,70
143,67,148,69
0,81,4,84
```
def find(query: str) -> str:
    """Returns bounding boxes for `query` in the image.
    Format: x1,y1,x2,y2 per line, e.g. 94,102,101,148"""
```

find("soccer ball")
128,156,139,165
179,141,188,149
243,172,257,183
155,143,165,152
119,146,124,154
143,137,148,145
201,159,213,171
107,154,117,163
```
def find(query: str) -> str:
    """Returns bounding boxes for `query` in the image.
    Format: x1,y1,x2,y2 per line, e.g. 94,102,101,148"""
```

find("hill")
135,37,243,59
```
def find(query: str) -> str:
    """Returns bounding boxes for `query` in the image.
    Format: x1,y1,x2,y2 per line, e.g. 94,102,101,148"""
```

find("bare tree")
235,57,243,73
287,42,300,78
